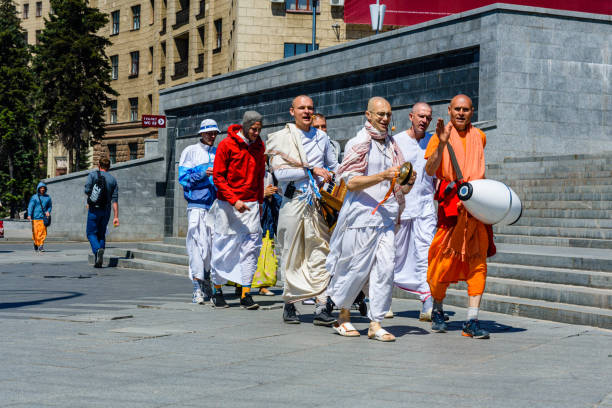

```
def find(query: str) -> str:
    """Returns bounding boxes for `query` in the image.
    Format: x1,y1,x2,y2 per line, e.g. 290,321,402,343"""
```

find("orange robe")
31,219,47,247
424,125,489,301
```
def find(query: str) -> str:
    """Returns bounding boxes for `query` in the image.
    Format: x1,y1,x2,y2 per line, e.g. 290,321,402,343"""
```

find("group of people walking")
179,92,494,342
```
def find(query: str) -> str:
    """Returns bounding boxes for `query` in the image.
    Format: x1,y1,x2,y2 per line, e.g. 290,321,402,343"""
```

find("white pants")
211,232,262,286
186,207,213,281
393,214,436,302
327,226,395,322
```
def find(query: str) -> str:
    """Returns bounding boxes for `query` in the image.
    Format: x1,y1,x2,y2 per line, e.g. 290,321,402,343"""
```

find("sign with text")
142,115,167,128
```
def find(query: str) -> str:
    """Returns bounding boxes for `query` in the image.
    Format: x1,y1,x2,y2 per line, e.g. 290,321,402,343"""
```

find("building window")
132,5,140,30
129,142,138,160
213,19,222,53
24,31,28,43
111,55,119,80
35,30,41,45
23,4,29,18
284,43,318,58
149,0,154,24
148,46,154,73
109,100,118,123
108,144,117,164
286,0,313,11
130,51,139,76
129,98,139,121
148,94,153,113
36,1,42,16
111,10,120,35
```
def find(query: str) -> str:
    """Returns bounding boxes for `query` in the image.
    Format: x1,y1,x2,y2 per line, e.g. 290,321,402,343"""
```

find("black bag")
37,195,51,227
87,171,108,209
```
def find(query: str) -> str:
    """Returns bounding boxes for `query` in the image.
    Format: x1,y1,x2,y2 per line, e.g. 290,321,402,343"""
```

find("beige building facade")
17,0,391,176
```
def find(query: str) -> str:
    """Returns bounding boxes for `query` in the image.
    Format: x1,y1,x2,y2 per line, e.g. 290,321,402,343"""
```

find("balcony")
196,0,205,19
171,60,188,80
172,9,189,29
158,66,166,84
194,53,204,73
160,17,166,35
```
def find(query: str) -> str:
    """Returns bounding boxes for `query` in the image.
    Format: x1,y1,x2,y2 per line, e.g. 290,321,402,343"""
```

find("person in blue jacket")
27,181,52,253
178,118,219,304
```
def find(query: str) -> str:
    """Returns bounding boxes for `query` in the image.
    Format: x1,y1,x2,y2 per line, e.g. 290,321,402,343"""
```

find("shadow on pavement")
0,290,84,309
444,319,527,334
380,325,429,337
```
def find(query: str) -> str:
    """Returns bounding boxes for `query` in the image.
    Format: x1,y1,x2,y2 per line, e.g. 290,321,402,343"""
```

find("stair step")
117,258,189,277
137,242,187,256
511,217,612,229
130,249,188,266
521,200,612,210
491,244,612,272
494,225,612,240
521,208,612,219
455,277,610,309
486,170,612,181
515,192,612,201
493,234,612,249
163,236,186,246
508,185,612,194
442,289,612,329
486,161,612,176
487,263,612,289
500,152,612,164
492,177,612,187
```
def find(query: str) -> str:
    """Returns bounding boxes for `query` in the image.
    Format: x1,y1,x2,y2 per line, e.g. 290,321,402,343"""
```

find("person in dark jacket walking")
84,157,119,267
27,181,52,253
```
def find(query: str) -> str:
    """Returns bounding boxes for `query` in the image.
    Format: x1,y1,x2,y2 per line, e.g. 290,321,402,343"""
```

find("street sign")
142,115,167,128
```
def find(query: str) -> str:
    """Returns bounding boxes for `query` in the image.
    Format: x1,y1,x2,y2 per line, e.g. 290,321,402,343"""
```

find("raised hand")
436,119,452,145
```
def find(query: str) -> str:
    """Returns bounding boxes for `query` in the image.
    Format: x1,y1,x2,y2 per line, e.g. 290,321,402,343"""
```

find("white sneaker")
419,308,433,322
384,309,394,319
192,288,205,304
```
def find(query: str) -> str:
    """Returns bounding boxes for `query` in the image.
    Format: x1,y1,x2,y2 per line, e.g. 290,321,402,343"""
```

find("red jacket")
213,124,265,205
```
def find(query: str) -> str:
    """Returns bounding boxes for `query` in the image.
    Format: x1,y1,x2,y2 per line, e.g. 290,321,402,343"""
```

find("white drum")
456,179,522,225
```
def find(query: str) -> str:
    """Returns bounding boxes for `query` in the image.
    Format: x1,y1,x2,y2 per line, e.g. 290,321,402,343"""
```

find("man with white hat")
178,118,219,304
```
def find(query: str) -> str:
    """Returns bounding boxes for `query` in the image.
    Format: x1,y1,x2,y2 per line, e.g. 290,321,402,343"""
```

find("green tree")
34,0,116,173
0,0,38,218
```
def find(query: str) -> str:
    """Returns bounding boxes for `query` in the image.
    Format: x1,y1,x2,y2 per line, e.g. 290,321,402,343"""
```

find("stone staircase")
95,153,612,329
438,153,612,329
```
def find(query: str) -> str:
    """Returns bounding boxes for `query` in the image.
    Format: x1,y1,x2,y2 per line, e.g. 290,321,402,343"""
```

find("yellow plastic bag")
252,230,277,288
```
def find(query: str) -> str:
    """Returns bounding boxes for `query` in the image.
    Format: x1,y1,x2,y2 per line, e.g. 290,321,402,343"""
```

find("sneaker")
313,308,336,326
192,288,205,304
431,309,448,333
240,293,260,310
38,245,45,252
211,291,229,308
384,309,394,319
34,244,38,252
283,303,300,324
462,319,490,339
325,296,335,315
200,279,213,301
301,298,315,305
94,248,104,268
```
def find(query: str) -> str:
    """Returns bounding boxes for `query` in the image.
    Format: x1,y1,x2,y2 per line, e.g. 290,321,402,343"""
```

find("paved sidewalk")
1,244,611,407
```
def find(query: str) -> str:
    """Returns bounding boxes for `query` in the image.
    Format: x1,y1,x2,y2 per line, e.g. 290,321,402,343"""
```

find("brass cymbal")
398,161,413,186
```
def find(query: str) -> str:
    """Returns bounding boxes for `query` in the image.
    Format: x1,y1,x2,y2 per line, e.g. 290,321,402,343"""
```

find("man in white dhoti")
208,111,266,310
266,95,338,326
393,102,437,321
326,97,416,342
178,119,219,304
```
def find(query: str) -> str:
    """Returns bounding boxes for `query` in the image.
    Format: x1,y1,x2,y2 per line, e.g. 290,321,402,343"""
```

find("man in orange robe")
424,94,491,339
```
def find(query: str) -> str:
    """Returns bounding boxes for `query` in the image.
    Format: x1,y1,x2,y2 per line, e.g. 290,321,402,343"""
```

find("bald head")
409,102,432,139
290,95,315,131
365,97,392,133
448,94,474,131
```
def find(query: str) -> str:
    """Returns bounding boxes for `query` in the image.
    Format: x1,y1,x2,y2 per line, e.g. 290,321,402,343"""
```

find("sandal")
368,328,396,342
333,322,360,337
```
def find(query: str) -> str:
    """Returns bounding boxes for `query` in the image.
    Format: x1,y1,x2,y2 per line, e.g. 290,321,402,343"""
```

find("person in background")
27,182,52,253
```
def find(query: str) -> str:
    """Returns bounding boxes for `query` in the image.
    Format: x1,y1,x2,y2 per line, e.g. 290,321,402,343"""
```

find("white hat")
199,119,220,134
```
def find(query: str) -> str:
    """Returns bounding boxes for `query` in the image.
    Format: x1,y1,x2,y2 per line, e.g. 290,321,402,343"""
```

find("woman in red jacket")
207,111,266,309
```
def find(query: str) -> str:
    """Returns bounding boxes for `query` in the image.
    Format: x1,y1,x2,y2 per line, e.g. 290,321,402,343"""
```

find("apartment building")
17,0,389,176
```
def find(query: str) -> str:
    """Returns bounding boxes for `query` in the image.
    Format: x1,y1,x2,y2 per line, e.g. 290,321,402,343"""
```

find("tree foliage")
0,0,38,218
33,0,117,173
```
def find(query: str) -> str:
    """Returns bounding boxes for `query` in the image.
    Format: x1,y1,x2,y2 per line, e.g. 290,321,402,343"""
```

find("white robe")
207,200,262,286
326,130,399,322
393,131,437,301
266,124,339,302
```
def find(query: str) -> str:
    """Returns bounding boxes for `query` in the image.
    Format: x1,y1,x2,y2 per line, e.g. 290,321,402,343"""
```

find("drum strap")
446,143,464,183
